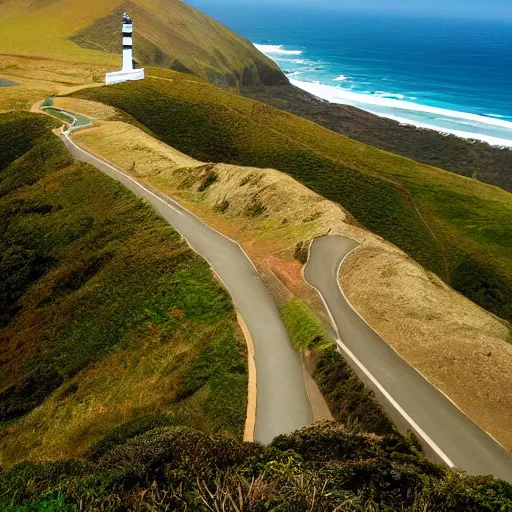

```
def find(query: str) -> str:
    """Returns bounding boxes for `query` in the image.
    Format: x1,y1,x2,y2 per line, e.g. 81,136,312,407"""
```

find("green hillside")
0,0,286,88
0,112,247,462
74,72,512,323
2,270,511,510
245,84,512,193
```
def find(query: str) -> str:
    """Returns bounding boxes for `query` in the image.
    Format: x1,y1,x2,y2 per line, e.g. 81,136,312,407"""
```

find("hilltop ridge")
0,0,286,88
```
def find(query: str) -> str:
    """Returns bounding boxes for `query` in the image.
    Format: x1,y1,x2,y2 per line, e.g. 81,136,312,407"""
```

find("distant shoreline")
255,44,512,149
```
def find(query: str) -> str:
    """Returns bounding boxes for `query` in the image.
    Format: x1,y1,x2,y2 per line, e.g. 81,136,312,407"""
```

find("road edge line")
60,111,512,471
62,132,270,440
301,237,455,468
63,128,259,271
333,243,512,457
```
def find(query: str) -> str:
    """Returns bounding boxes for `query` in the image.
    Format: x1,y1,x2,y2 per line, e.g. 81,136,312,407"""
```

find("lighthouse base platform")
105,68,145,85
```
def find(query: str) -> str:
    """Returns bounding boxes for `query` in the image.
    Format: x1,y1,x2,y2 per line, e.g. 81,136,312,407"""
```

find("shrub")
85,414,178,462
1,423,510,511
243,200,266,217
293,240,310,264
271,422,378,462
198,169,218,191
314,347,396,435
96,426,263,484
214,198,229,213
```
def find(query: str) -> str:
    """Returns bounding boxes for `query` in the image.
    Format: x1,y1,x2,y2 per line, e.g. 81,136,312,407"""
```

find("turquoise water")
187,2,512,146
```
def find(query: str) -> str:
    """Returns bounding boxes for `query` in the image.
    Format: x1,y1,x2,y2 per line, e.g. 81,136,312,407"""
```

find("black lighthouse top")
123,12,132,24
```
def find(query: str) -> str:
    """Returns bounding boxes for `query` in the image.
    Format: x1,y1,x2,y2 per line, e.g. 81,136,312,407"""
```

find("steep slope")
0,112,247,463
4,421,512,511
72,0,287,88
0,0,286,88
73,71,512,323
244,84,512,193
62,100,512,450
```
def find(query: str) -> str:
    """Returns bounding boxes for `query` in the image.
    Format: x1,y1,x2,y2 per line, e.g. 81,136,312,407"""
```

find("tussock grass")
0,112,247,464
73,73,512,322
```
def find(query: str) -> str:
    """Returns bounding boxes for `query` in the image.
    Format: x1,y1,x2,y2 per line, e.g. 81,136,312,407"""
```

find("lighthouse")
105,12,145,85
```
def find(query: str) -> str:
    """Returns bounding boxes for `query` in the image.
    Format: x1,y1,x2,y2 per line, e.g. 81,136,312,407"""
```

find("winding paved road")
304,235,512,482
59,129,312,445
54,109,512,480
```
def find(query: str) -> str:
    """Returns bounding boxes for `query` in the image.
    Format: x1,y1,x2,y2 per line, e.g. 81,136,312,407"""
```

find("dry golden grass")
52,97,119,120
341,246,512,448
74,119,198,169
0,0,119,63
0,55,107,111
71,107,512,450
72,116,353,243
0,0,283,89
0,86,52,112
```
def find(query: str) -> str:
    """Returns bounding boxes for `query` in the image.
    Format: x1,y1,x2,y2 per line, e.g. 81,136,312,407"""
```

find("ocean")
187,2,512,147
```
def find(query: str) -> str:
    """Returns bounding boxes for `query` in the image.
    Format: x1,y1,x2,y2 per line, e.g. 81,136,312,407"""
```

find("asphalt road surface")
61,132,312,444
304,235,512,482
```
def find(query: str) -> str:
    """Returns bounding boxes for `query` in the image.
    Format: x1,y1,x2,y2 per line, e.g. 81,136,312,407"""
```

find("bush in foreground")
1,422,510,511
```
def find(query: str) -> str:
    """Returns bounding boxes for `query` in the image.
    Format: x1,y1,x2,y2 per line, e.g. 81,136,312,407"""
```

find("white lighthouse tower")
105,12,145,85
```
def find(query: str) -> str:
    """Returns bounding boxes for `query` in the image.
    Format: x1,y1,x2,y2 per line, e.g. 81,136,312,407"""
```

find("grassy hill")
0,0,286,88
1,112,511,511
0,112,247,463
73,71,512,323
245,84,512,193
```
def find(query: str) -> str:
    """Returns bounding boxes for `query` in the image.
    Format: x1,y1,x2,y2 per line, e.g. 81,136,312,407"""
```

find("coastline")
255,44,512,149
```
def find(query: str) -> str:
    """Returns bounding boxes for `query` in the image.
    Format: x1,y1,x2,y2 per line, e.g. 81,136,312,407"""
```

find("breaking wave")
254,41,512,148
253,44,303,56
289,79,512,148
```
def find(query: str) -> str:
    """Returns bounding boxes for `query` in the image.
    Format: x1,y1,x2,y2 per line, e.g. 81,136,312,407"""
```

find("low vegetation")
280,299,329,351
1,266,509,508
0,112,247,463
3,383,512,510
66,110,512,448
0,55,110,113
280,298,395,436
1,112,511,511
244,84,512,193
73,73,512,322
